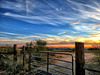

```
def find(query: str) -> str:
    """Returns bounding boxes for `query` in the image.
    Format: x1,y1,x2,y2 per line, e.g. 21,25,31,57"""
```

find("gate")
31,52,74,75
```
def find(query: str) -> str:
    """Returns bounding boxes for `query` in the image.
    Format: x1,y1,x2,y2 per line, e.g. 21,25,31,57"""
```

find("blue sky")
0,0,100,46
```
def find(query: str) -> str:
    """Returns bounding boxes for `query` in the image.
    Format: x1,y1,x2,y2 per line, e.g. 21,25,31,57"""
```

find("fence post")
28,51,31,71
13,44,17,62
75,42,85,75
23,46,25,67
47,52,49,75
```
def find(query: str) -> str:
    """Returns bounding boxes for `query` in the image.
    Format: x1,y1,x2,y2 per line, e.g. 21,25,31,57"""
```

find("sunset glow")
47,44,94,48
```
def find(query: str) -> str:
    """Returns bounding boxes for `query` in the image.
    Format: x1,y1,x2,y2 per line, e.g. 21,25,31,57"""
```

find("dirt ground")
53,52,95,63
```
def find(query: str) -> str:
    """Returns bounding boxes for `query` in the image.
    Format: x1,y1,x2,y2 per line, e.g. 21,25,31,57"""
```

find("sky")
0,0,100,47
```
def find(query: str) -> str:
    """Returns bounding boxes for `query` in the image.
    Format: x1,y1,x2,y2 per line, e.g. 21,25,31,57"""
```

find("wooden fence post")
13,44,17,62
28,51,31,71
23,46,25,67
75,42,85,75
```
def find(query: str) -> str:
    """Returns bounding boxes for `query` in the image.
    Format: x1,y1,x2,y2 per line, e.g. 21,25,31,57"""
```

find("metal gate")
31,52,74,75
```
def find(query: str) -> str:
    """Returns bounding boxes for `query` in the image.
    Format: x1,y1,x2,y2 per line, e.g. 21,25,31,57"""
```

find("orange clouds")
71,20,81,25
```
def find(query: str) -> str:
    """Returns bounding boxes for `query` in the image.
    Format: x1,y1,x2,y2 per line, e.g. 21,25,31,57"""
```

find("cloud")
3,12,75,26
0,0,26,12
17,35,41,40
43,0,59,11
0,32,99,45
58,31,66,35
71,20,81,25
3,12,58,26
1,0,100,26
88,23,100,29
0,32,21,35
58,30,79,35
89,23,100,27
0,0,80,26
73,25,92,32
0,37,26,44
68,0,100,20
82,31,100,42
71,19,91,25
90,33,100,36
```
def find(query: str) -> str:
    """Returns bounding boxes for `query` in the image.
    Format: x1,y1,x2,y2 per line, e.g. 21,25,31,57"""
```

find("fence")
0,42,100,75
0,44,17,62
31,52,74,75
0,45,30,74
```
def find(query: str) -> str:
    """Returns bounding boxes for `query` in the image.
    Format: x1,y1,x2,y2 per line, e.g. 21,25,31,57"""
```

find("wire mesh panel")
31,52,74,75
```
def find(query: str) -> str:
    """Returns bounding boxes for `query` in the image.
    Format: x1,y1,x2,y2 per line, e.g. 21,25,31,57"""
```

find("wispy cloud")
73,25,92,32
68,0,100,20
58,30,79,35
17,35,41,40
88,23,100,30
0,32,99,45
58,31,66,35
2,12,75,26
0,0,26,12
25,0,29,15
89,23,100,27
43,0,59,11
71,19,91,25
0,37,27,45
0,0,79,26
71,20,81,25
0,32,21,35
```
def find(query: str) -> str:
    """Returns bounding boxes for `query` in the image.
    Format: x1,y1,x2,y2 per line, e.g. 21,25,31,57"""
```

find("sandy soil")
49,52,96,75
53,52,95,63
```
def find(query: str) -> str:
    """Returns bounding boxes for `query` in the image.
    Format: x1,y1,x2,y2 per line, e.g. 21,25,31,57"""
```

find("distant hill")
47,47,93,49
47,47,73,49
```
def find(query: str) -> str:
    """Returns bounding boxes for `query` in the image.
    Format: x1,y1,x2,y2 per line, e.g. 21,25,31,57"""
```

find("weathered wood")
28,51,31,71
23,46,25,67
84,64,100,73
13,44,17,61
75,42,85,75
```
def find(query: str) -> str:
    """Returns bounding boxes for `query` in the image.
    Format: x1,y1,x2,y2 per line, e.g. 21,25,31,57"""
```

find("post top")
75,42,84,44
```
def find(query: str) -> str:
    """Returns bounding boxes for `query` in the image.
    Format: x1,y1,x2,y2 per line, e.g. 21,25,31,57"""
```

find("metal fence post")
75,42,85,75
72,55,74,75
